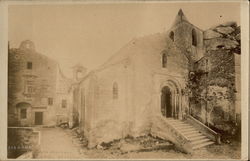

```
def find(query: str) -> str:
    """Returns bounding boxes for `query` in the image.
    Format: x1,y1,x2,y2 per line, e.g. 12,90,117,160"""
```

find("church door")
161,86,172,118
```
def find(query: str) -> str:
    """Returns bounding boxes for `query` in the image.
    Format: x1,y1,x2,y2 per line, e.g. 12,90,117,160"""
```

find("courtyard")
33,127,241,159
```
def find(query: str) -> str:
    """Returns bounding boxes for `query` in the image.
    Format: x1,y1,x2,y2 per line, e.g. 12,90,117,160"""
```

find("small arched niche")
192,29,197,46
161,51,168,68
169,31,174,41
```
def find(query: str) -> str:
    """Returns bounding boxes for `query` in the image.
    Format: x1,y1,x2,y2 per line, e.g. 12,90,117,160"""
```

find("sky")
8,2,241,78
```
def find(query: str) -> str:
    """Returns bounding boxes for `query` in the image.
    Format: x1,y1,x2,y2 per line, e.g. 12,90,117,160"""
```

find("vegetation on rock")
187,22,240,136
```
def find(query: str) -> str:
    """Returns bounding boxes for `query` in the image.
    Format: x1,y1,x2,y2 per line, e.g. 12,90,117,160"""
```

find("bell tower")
168,9,204,61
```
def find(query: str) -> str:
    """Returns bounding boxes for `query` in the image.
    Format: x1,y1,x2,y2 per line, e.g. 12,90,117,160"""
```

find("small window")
113,82,118,99
48,98,53,105
162,53,167,68
169,31,174,41
20,109,27,119
62,99,67,108
27,62,32,69
192,29,197,46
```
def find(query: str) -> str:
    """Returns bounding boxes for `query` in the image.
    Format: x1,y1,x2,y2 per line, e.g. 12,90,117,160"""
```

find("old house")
8,40,72,127
69,9,241,153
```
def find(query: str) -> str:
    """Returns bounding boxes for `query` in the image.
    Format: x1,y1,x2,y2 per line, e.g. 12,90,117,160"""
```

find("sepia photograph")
0,0,248,160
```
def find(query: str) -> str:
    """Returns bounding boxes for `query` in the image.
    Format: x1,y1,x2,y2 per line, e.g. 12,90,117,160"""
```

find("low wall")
7,127,39,159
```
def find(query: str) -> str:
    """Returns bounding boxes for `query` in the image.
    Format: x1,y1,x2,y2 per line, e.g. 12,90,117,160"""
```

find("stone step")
191,138,211,145
184,132,203,138
164,118,215,151
178,127,197,132
172,123,192,127
167,120,183,123
167,119,182,123
174,124,193,128
182,130,200,135
188,135,207,141
192,141,214,150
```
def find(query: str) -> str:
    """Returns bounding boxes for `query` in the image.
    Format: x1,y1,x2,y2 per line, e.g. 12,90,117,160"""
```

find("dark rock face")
218,21,237,28
204,29,223,39
188,22,241,136
204,38,238,50
215,26,235,35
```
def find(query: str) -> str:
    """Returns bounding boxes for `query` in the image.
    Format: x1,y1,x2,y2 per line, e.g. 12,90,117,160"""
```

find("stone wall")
78,32,190,147
170,22,204,62
131,34,189,136
79,60,131,148
55,68,72,125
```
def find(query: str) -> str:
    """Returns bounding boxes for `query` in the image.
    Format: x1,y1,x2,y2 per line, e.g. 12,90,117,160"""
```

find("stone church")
8,9,240,154
69,9,241,152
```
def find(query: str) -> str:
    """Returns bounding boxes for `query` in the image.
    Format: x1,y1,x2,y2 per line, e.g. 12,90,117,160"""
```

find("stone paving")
33,127,240,159
34,127,85,159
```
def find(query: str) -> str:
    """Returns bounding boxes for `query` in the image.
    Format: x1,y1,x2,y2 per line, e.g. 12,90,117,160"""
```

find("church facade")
67,9,241,150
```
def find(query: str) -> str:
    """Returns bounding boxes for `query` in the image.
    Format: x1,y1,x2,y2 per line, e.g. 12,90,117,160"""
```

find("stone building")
69,9,241,151
68,64,88,129
8,40,72,127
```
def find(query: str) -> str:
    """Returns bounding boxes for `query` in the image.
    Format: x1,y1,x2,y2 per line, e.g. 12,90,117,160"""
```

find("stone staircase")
167,118,214,150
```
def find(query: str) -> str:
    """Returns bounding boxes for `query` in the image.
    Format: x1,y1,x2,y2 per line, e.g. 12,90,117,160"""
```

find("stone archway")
159,80,181,119
16,102,32,126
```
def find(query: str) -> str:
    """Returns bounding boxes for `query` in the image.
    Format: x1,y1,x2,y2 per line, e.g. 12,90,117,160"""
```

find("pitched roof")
86,9,193,75
171,9,190,27
97,32,169,69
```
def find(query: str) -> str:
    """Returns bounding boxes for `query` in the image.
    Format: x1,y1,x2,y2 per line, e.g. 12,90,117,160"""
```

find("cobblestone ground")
34,127,85,159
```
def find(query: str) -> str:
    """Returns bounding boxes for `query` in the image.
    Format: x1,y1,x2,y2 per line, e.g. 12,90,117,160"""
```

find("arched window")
20,109,27,119
169,31,174,41
113,82,118,99
192,29,197,46
162,52,167,68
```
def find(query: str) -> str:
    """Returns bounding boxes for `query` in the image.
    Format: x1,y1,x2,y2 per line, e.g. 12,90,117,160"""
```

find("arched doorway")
16,102,31,126
161,86,172,117
16,102,31,119
160,80,181,119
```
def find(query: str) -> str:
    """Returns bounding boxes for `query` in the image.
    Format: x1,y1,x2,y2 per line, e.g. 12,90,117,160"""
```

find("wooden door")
35,112,43,125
